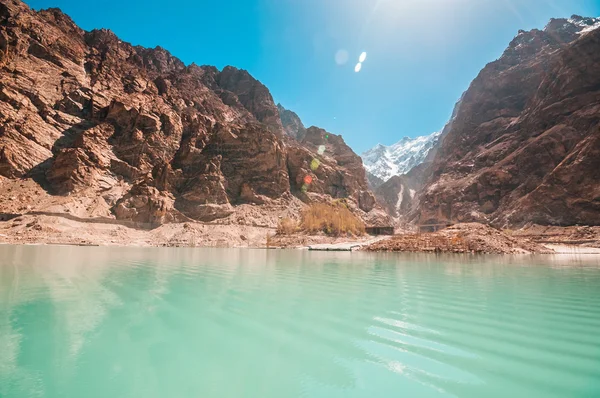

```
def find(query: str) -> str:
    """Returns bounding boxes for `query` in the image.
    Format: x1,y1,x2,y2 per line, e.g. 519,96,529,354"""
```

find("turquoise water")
0,246,599,398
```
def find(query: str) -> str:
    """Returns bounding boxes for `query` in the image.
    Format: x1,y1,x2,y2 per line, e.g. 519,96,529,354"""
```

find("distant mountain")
361,132,441,182
374,163,429,218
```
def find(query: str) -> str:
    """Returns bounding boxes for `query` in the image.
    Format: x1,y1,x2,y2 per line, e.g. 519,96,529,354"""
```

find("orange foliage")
301,202,365,236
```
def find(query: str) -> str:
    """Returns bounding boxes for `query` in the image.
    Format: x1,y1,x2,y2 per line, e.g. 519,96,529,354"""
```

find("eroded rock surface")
0,0,380,226
418,16,600,227
278,103,306,140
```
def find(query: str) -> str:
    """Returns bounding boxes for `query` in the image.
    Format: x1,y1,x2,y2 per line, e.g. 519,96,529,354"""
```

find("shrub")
301,202,365,236
276,218,298,235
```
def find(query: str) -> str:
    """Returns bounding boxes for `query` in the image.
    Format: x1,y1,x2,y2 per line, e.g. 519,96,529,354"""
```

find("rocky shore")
2,212,599,254
0,212,378,248
362,223,600,255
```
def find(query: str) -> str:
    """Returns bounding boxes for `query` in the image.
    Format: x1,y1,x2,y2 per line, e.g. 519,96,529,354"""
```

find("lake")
0,245,599,397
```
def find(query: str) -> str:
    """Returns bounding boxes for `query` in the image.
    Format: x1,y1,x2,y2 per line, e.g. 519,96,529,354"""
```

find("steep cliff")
418,15,600,227
374,163,429,218
0,0,381,227
277,103,306,141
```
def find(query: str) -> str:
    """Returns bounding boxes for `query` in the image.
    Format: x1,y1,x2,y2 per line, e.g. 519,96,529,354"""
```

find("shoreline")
3,240,599,256
0,213,374,249
2,214,600,254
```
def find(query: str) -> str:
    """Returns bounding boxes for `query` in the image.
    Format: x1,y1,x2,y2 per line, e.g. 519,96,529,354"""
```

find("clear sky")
25,0,600,152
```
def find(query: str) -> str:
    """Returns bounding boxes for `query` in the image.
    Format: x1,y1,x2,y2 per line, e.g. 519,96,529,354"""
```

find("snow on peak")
568,15,600,25
560,15,600,35
578,20,600,35
565,15,600,35
361,131,441,182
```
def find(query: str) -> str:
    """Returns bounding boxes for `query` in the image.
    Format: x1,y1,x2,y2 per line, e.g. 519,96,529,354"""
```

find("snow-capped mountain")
361,132,441,182
567,15,600,35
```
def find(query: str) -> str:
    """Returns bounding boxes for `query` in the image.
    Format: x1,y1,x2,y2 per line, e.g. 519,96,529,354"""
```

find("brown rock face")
514,134,600,225
286,126,376,213
365,171,384,190
0,0,378,225
216,66,284,136
277,103,377,213
375,163,427,218
418,17,600,227
278,103,306,140
113,183,182,227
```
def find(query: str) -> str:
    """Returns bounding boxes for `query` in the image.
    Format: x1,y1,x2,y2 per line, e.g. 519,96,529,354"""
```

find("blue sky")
25,0,600,152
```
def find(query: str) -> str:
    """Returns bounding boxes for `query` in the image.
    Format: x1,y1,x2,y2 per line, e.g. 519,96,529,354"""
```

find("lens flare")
301,184,308,193
310,158,320,171
335,49,349,65
354,63,362,73
359,52,367,63
304,175,313,185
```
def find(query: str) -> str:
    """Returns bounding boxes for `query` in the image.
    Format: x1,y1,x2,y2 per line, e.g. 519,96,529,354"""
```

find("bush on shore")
276,217,298,235
300,202,365,236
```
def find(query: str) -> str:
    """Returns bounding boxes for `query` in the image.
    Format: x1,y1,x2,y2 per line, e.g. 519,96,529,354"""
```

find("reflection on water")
0,246,599,398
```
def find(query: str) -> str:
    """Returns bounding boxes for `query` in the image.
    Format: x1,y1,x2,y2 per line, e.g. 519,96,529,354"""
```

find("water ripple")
0,247,599,398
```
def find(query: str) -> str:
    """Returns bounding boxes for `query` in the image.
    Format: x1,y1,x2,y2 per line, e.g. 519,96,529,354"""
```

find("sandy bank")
0,213,372,249
2,215,600,255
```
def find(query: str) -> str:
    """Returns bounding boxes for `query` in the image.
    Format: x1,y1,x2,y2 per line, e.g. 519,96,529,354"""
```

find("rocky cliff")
277,103,306,141
370,94,464,220
374,162,430,219
0,0,382,227
417,15,600,227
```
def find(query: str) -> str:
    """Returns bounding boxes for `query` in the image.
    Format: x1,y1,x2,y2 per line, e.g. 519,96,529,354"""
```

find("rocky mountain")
277,103,306,141
361,131,441,182
365,171,384,190
374,165,424,218
1,0,597,234
0,0,383,228
372,93,465,217
417,15,600,227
